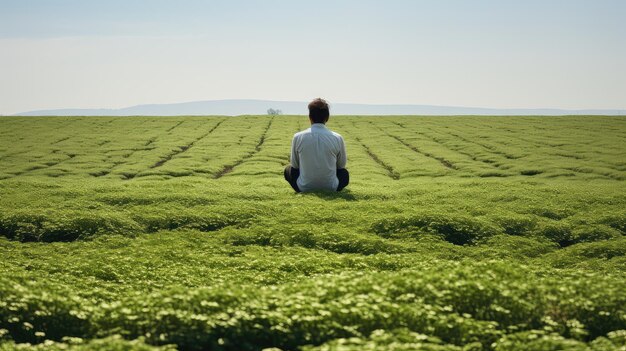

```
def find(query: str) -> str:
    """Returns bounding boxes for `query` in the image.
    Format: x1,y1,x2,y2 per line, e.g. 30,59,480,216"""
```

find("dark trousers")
284,165,349,192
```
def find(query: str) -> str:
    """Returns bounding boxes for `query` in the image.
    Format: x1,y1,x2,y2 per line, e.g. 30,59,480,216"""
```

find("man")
284,98,349,192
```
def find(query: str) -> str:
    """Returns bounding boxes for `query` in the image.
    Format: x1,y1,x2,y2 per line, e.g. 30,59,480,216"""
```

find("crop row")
1,260,625,350
1,116,624,181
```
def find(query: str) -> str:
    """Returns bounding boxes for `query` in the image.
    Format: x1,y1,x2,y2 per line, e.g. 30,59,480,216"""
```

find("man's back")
291,123,347,192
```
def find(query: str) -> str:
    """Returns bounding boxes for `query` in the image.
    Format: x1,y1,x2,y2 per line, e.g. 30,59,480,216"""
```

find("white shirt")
290,123,347,192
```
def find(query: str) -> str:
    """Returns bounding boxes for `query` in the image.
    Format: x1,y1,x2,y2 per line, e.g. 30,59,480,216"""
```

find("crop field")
0,115,625,351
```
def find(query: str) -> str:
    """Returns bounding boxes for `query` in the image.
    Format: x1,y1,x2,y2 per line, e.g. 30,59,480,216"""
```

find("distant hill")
13,99,624,116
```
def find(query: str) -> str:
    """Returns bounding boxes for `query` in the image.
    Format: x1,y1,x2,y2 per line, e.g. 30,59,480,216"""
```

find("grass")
0,115,625,350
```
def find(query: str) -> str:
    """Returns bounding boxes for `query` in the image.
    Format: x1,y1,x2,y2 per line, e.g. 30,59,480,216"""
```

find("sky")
1,0,625,114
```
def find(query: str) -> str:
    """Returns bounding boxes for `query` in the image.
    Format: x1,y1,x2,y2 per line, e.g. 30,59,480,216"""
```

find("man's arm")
337,137,347,169
290,135,300,169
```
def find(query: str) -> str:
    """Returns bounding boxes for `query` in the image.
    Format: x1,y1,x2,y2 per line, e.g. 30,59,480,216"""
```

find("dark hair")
308,98,330,123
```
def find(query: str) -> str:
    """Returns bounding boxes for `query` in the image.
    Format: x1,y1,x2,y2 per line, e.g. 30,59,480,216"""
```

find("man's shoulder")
294,127,343,141
329,130,344,140
293,128,312,138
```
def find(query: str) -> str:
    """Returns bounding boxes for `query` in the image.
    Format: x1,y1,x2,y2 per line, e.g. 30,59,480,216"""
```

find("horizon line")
8,98,626,116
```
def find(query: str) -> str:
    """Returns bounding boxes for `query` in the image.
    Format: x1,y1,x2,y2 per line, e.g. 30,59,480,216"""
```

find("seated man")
284,98,349,192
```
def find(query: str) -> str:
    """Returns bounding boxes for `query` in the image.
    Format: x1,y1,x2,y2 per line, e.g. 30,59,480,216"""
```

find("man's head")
308,98,330,124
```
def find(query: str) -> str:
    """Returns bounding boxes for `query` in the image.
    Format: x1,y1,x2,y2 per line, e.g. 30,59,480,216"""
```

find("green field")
0,115,625,351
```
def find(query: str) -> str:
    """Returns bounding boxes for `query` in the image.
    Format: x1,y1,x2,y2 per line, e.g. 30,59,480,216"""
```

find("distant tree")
267,108,282,116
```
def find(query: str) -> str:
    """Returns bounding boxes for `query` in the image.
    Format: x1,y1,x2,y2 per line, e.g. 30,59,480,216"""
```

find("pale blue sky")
1,0,625,114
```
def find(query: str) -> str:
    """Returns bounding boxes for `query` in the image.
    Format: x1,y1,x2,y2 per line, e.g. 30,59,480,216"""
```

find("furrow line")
432,135,505,168
564,167,625,181
368,121,457,170
392,122,508,168
213,117,274,179
166,120,185,132
443,126,586,162
93,120,223,178
443,129,512,155
0,149,31,162
11,153,77,177
389,133,457,170
396,122,507,156
444,124,532,158
427,131,510,168
338,122,399,180
144,137,157,147
149,119,226,170
355,136,400,180
51,136,71,145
